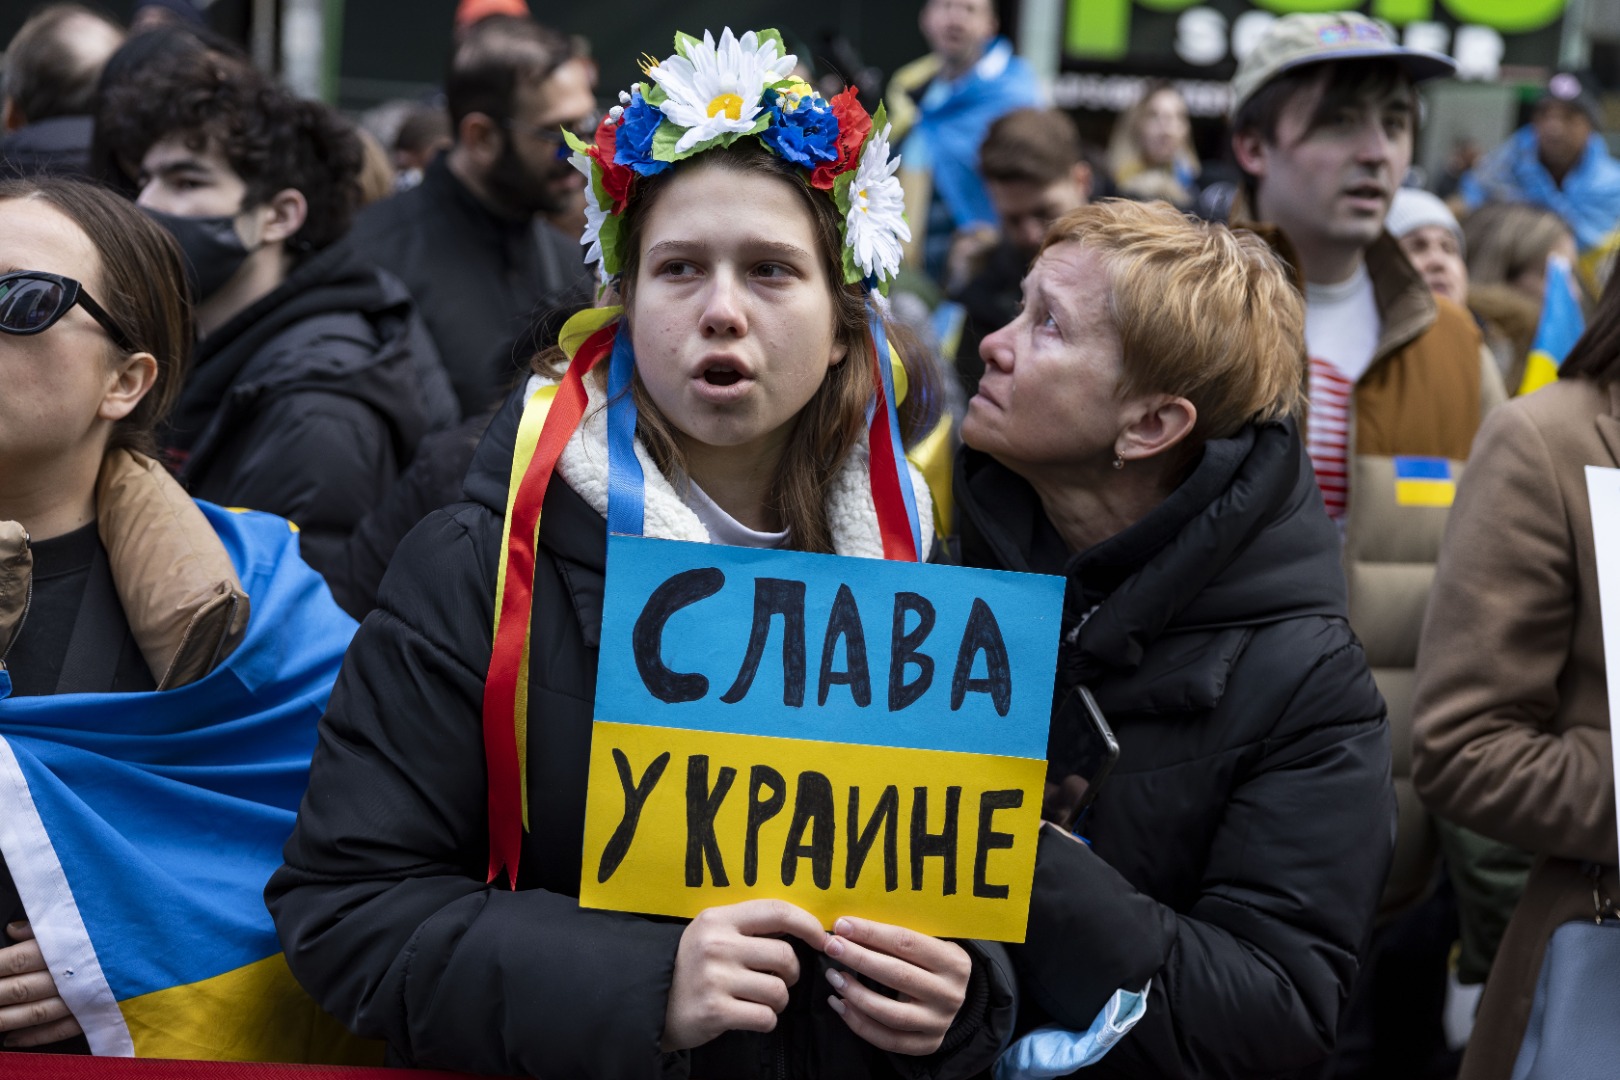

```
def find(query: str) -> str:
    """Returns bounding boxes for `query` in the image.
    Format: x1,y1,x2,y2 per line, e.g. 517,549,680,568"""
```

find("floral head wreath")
564,27,910,293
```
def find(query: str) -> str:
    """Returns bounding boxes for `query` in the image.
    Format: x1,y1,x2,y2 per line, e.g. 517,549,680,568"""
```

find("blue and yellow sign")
579,536,1064,942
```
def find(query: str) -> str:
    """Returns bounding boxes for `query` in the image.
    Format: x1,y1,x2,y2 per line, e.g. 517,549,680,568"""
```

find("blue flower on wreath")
614,88,670,175
760,84,839,168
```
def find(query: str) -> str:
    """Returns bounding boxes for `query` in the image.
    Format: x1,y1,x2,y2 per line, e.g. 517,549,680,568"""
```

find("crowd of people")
0,1,1615,1078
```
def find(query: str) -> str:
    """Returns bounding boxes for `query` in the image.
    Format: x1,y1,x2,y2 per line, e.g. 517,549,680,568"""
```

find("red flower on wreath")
810,88,872,191
590,116,634,211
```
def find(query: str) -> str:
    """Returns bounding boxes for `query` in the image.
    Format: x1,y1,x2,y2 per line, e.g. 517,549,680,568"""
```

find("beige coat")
0,449,249,690
1340,236,1507,918
1411,377,1620,1080
1238,216,1508,918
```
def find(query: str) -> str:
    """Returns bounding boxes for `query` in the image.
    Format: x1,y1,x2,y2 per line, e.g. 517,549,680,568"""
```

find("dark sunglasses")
0,271,137,352
501,116,600,160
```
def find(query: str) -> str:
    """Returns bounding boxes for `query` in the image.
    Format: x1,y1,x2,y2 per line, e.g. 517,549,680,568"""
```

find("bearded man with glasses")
346,14,598,418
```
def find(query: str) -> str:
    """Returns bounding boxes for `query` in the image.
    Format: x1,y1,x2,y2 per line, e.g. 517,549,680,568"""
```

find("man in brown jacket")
1229,12,1507,1074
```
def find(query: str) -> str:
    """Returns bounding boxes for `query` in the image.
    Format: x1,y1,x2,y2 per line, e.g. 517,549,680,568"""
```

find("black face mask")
143,207,253,304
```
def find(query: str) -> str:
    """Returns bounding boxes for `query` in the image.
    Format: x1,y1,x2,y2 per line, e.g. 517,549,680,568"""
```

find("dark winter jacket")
956,420,1395,1079
161,239,456,591
347,155,595,417
267,379,1014,1080
0,114,94,178
322,409,492,620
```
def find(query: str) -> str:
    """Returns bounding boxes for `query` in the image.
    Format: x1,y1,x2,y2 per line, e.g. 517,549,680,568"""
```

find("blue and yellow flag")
1519,254,1586,396
1393,456,1456,508
0,503,377,1063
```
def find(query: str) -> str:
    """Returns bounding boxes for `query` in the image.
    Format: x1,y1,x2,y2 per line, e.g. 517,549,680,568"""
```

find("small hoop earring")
1112,455,1124,470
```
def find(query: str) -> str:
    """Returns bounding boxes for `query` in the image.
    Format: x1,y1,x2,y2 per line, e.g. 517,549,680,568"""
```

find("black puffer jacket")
956,420,1394,1079
162,239,457,589
267,386,1016,1080
347,155,595,417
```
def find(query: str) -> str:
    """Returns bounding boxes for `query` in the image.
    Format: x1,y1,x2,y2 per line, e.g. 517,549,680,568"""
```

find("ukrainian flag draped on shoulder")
0,503,376,1063
1519,253,1586,396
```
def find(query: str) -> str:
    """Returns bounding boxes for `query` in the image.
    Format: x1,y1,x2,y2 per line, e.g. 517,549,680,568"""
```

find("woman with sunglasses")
0,178,359,1058
268,29,1016,1079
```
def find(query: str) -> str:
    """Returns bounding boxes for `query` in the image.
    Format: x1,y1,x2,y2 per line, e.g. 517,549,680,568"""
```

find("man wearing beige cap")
1230,12,1506,1075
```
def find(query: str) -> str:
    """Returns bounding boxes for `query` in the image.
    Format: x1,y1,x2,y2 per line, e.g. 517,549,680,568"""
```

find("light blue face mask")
994,981,1151,1080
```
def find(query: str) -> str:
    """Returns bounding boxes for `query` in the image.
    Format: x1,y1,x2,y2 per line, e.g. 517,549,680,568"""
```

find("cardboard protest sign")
1586,466,1620,837
579,535,1064,942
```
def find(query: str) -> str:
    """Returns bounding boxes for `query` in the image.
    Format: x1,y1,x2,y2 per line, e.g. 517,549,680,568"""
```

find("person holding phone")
955,199,1394,1077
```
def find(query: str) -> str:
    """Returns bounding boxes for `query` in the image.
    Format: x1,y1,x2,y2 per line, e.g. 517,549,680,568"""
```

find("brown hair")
534,140,938,553
1105,80,1199,194
354,126,395,207
1039,199,1306,442
1232,59,1414,212
1463,202,1573,290
979,108,1083,187
0,177,192,456
3,3,124,123
1560,264,1620,386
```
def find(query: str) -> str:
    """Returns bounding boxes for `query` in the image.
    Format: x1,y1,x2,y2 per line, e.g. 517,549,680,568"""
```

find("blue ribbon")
604,323,647,537
600,310,922,554
869,302,924,559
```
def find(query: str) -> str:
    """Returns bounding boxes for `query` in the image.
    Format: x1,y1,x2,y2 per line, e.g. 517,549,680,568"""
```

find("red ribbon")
484,321,920,887
483,324,616,887
865,329,921,563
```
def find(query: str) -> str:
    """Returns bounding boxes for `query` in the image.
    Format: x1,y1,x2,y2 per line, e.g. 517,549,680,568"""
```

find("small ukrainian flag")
1393,456,1456,507
1519,254,1586,396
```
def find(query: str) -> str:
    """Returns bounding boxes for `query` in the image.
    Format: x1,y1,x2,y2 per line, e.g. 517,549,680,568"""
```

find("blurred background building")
1,0,1614,188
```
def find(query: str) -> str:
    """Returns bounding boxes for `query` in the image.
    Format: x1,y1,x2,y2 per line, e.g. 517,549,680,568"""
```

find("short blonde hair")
1040,199,1305,441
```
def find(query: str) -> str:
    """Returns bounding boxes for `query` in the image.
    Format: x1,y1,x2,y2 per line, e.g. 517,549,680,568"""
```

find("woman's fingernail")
833,917,853,936
824,935,844,958
826,969,846,991
827,995,846,1016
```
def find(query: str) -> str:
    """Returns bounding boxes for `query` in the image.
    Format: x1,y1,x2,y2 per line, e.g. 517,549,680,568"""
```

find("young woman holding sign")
269,29,1015,1079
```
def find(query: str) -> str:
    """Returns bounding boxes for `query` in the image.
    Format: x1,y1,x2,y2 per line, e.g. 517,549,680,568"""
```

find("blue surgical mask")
994,983,1150,1079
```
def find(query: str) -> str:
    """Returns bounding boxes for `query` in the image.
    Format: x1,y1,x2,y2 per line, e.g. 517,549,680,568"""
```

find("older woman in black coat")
955,200,1394,1078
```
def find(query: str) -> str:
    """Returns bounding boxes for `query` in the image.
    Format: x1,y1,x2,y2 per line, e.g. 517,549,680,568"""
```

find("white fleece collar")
529,373,933,560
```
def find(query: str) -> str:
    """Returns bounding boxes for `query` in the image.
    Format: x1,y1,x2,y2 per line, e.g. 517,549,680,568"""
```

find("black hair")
87,23,242,196
96,49,364,257
1561,268,1620,386
445,16,576,132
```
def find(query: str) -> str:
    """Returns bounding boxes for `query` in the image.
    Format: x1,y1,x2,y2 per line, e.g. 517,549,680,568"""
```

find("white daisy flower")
570,152,609,267
647,28,796,156
844,124,909,283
